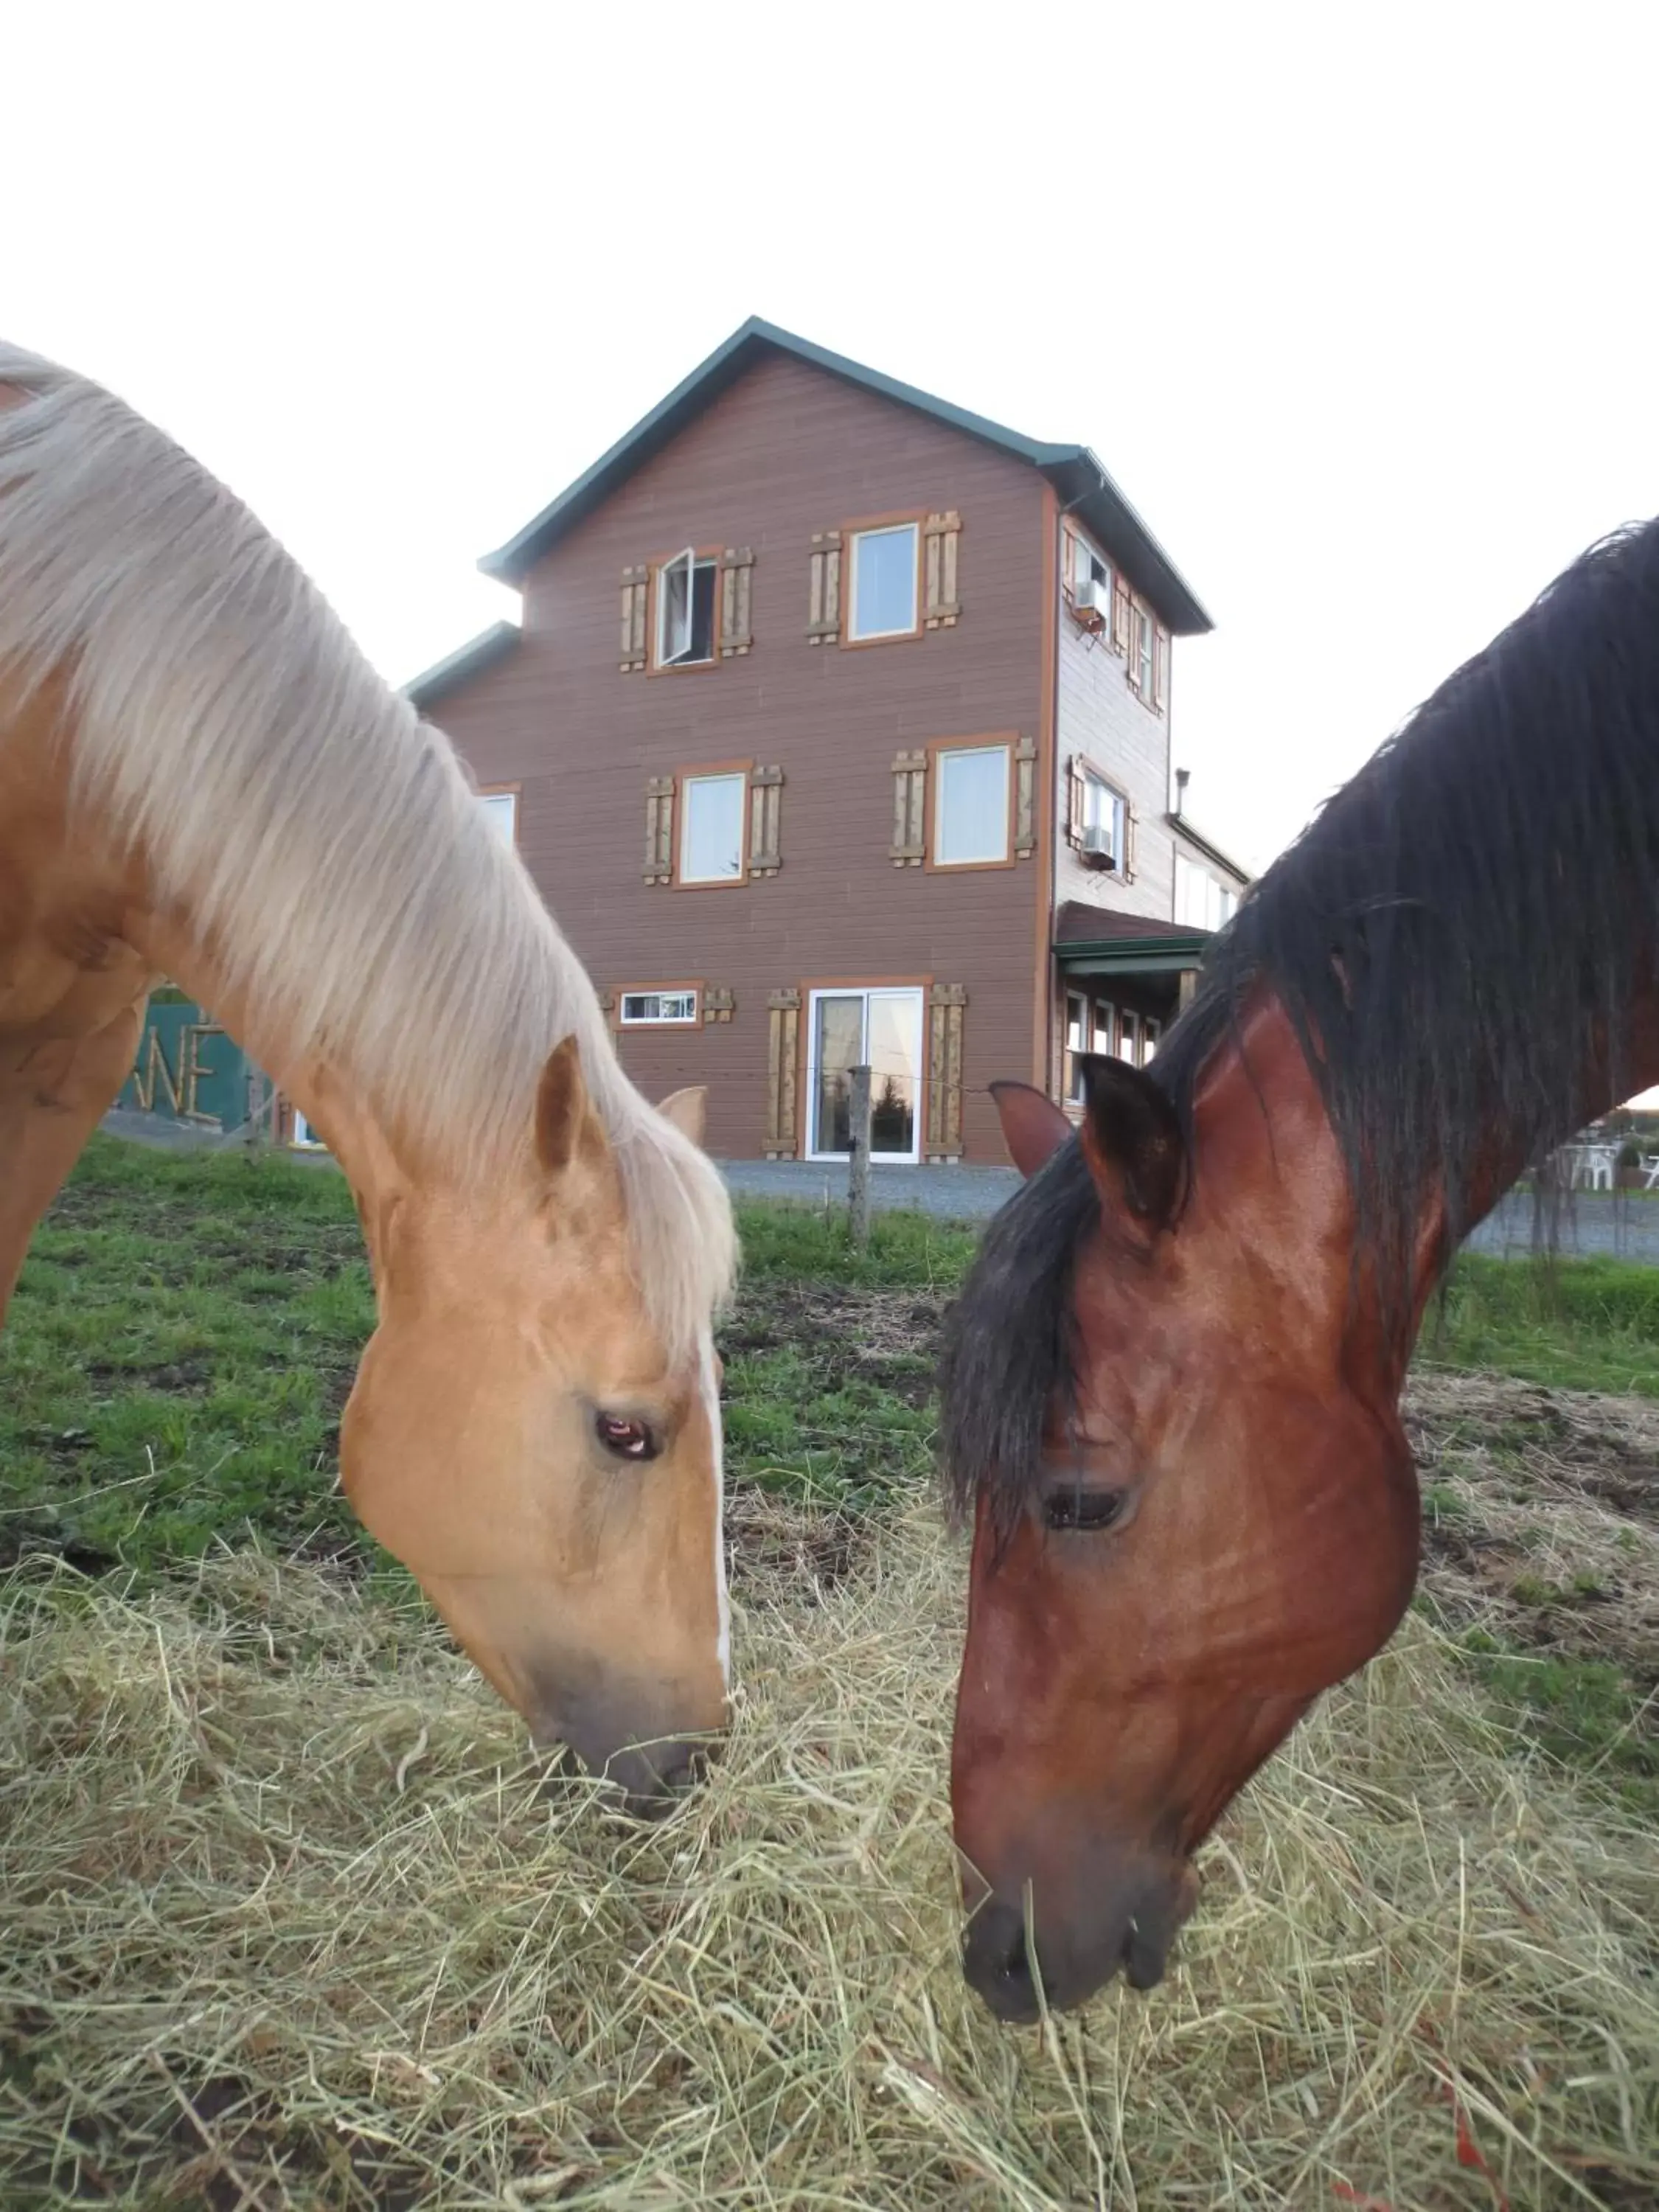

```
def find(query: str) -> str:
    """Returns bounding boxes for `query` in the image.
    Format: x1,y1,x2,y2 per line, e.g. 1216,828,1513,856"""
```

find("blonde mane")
0,341,734,1358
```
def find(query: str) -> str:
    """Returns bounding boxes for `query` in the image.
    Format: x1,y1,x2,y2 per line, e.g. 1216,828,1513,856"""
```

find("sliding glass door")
806,987,924,1163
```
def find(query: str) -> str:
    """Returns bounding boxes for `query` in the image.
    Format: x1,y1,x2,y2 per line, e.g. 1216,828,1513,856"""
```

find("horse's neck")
1186,988,1659,1404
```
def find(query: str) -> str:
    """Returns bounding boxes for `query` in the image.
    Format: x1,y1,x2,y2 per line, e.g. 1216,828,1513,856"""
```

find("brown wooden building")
410,319,1250,1165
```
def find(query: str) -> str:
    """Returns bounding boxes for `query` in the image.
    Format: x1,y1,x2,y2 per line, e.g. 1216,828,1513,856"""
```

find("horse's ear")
535,1034,611,1180
1078,1055,1188,1229
655,1086,707,1150
990,1080,1073,1179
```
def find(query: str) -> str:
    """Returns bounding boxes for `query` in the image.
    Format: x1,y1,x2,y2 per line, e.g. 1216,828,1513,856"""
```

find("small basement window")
620,989,700,1026
656,549,718,667
848,523,920,641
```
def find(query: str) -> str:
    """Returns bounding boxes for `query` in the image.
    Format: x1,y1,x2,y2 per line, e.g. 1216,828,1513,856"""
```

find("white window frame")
1081,768,1126,869
619,989,700,1027
1065,990,1089,1105
476,788,518,845
678,771,748,886
933,742,1012,868
1132,602,1155,698
846,522,921,642
1118,1008,1140,1065
655,547,717,669
805,987,925,1164
1068,529,1111,596
1091,999,1116,1057
1143,1016,1161,1060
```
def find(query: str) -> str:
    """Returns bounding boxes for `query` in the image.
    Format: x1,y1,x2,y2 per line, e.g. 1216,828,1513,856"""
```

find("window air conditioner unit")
1071,575,1110,629
1080,823,1117,868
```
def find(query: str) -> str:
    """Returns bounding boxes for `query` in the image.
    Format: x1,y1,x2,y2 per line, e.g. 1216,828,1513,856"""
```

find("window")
1117,1009,1140,1065
1131,603,1155,698
1080,769,1126,869
1069,532,1110,592
807,988,925,1162
933,743,1011,866
1065,991,1088,1104
655,549,718,668
620,990,699,1026
848,523,919,641
1176,855,1239,931
1144,1016,1161,1061
476,789,518,845
679,772,747,885
1091,1000,1116,1055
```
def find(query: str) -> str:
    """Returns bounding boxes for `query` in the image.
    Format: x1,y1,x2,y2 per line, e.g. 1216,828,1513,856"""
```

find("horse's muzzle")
961,1858,1200,2023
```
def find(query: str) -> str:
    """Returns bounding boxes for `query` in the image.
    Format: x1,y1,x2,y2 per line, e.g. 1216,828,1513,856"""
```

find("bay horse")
942,517,1659,2019
0,344,736,1810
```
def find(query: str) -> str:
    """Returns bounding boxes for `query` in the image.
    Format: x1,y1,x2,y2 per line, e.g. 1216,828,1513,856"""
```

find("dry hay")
2,1444,1658,2209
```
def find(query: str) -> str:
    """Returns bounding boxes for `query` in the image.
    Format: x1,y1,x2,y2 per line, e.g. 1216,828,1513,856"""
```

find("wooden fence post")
847,1064,872,1250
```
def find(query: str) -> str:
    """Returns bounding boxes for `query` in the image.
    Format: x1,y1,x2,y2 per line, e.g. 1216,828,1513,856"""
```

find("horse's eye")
1044,1488,1126,1533
594,1412,661,1463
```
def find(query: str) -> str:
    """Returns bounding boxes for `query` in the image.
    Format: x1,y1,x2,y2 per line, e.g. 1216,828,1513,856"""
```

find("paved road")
94,1110,1659,1255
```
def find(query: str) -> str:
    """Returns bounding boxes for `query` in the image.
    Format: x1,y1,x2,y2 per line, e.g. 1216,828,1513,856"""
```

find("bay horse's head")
312,1037,734,1816
942,1007,1421,2020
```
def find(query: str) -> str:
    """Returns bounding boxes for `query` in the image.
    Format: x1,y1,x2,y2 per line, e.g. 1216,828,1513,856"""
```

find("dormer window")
655,549,718,668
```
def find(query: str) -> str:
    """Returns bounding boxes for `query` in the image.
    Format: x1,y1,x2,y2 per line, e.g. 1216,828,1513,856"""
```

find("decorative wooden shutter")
1124,801,1139,883
1110,575,1130,657
1152,624,1168,713
643,776,675,883
619,566,650,672
890,750,928,865
597,988,616,1019
1014,735,1037,858
807,530,843,643
764,988,801,1156
720,548,755,657
923,511,962,628
926,984,968,1161
1065,754,1087,848
703,986,736,1024
748,765,784,876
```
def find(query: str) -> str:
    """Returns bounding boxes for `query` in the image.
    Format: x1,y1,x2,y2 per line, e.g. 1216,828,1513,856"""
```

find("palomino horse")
942,518,1659,2018
0,345,736,1810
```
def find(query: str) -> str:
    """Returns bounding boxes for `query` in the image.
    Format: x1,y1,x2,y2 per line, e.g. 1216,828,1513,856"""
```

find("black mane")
943,518,1659,1526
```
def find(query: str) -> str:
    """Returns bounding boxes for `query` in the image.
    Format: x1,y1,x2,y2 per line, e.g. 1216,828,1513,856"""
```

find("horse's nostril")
655,1745,709,1796
997,1930,1037,2002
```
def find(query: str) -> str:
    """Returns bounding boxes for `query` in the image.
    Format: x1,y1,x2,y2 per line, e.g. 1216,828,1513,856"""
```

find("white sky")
8,4,1658,883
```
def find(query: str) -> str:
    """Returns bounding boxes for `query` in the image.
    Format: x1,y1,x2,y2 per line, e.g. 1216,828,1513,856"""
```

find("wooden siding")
1052,566,1176,925
425,351,1049,1161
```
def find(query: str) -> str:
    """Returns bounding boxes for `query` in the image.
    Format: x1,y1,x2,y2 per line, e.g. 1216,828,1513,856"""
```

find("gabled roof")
477,316,1214,636
1054,902,1211,947
405,619,519,714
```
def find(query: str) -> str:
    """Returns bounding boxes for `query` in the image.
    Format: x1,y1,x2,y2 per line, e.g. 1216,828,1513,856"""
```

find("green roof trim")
478,317,1213,636
1056,930,1211,976
404,620,520,712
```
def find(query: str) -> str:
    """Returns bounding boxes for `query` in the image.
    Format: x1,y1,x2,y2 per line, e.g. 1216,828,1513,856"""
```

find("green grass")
0,1144,977,1578
1423,1250,1659,1395
6,1139,1655,1813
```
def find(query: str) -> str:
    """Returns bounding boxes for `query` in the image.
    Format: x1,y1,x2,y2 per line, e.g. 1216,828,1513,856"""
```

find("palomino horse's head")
316,1037,732,1815
942,1012,1420,2020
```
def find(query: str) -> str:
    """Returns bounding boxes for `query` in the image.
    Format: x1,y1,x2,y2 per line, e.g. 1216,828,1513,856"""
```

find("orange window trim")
646,545,726,678
613,979,706,1030
672,759,753,891
922,733,1020,873
840,511,926,649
